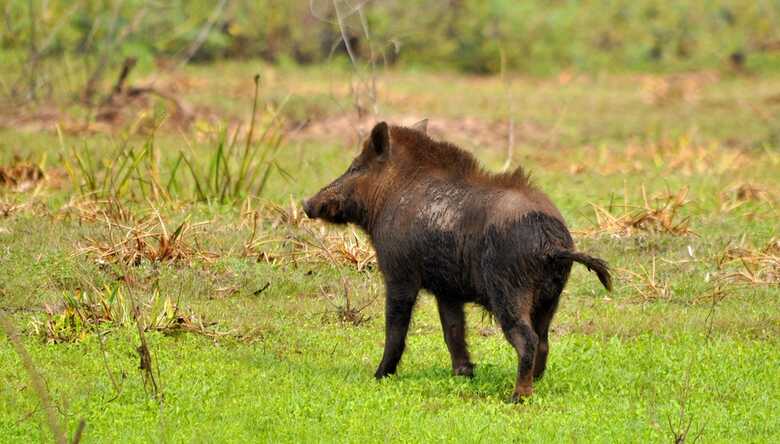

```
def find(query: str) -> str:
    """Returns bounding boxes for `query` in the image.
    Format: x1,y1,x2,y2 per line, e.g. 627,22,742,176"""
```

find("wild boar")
303,121,611,401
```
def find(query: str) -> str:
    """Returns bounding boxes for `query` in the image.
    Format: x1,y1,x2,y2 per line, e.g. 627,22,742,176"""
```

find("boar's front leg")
435,299,474,377
374,281,419,379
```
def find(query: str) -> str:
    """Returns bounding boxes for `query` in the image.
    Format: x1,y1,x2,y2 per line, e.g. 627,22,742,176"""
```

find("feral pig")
303,121,611,401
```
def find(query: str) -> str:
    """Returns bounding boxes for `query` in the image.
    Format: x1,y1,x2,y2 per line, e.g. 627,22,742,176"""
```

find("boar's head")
303,121,393,227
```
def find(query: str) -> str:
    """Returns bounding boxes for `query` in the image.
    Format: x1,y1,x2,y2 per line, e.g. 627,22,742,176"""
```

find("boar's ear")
411,119,428,134
370,121,390,157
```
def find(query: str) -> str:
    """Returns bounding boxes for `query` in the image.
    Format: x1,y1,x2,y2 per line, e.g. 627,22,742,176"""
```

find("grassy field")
1,63,779,442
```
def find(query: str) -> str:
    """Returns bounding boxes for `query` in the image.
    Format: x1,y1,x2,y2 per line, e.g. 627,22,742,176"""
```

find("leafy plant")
59,118,172,202
30,285,222,343
179,75,288,204
59,75,287,204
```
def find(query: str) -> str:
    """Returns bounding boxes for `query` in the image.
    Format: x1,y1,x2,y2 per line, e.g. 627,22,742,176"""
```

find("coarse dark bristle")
389,125,531,190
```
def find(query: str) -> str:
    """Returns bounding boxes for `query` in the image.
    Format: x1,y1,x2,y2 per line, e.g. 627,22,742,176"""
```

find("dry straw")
0,159,45,192
244,198,377,272
76,203,216,267
715,238,779,286
576,186,693,238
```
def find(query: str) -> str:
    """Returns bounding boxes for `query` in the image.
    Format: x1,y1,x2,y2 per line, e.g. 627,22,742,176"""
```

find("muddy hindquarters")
478,211,574,400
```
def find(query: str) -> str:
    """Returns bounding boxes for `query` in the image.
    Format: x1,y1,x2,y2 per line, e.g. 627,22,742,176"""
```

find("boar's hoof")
510,386,533,404
453,363,475,378
374,368,393,379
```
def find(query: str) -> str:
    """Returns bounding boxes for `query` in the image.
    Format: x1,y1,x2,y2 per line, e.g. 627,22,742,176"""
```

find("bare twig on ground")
664,284,721,443
311,0,380,131
83,4,148,103
71,420,86,444
357,5,378,116
320,278,378,326
96,57,194,126
134,305,162,401
499,48,515,172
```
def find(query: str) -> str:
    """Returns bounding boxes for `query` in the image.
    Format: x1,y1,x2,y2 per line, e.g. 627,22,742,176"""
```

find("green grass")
2,324,778,442
1,64,779,442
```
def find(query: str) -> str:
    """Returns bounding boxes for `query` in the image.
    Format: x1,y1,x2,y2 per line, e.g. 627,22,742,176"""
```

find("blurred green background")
2,0,779,77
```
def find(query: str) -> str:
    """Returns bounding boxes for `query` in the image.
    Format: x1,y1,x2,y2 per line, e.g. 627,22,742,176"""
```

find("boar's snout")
303,175,360,224
302,198,316,219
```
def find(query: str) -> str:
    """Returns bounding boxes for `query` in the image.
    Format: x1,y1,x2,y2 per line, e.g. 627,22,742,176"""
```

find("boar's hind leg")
531,299,557,380
495,293,538,402
374,282,419,379
532,287,564,380
533,267,569,379
436,299,474,377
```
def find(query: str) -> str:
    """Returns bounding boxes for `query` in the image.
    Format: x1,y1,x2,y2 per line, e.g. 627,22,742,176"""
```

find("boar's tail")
552,250,612,291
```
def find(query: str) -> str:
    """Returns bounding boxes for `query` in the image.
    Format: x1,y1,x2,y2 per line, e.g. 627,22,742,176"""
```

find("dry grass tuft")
319,229,377,272
720,183,776,212
266,198,309,228
563,137,749,177
619,256,672,302
640,72,718,106
0,200,31,218
60,197,136,224
0,160,45,192
78,207,215,266
320,278,379,326
0,195,49,220
576,187,693,238
279,226,377,271
244,199,377,272
715,238,780,286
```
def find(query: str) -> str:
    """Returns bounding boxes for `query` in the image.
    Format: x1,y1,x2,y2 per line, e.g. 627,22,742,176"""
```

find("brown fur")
303,121,611,402
384,126,562,222
387,126,532,190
